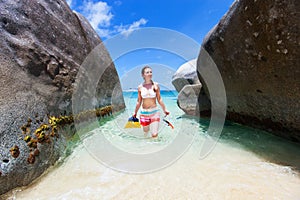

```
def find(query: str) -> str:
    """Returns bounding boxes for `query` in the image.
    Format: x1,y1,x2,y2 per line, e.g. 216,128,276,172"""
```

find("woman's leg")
150,111,160,137
143,125,150,136
140,107,160,137
150,121,159,137
140,115,150,136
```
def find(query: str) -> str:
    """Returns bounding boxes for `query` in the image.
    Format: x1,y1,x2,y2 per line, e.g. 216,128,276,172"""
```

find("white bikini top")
140,83,157,99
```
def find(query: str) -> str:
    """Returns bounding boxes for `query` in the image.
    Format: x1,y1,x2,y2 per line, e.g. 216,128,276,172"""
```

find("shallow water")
5,91,300,199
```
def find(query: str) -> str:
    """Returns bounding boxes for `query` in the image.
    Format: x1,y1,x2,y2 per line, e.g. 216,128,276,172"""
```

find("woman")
133,66,169,137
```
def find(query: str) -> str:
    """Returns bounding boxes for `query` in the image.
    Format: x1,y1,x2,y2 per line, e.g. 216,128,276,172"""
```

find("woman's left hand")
164,110,170,116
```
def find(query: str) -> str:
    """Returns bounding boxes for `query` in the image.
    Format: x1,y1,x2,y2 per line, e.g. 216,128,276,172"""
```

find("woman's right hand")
164,110,170,116
132,113,137,118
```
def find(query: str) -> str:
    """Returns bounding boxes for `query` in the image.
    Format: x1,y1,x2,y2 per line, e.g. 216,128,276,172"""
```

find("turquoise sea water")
117,91,300,171
7,91,300,199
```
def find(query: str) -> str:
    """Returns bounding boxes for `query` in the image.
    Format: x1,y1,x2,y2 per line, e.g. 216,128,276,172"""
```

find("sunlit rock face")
0,0,124,195
172,59,210,115
198,0,300,141
172,59,200,92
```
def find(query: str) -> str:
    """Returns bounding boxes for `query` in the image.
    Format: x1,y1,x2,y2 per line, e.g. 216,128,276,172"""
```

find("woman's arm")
133,86,142,117
155,83,169,116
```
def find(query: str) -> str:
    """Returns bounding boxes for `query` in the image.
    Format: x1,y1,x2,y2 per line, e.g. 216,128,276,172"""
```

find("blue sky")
66,0,235,90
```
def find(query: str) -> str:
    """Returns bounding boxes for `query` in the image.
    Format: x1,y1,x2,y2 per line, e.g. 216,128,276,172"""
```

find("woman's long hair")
141,66,157,92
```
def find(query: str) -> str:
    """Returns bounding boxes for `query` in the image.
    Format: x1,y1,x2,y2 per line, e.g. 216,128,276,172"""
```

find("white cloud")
76,1,147,39
82,1,113,29
116,18,148,37
96,28,112,39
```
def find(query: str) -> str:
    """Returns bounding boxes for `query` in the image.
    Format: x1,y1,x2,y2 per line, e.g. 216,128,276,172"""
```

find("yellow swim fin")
124,121,141,128
124,116,141,128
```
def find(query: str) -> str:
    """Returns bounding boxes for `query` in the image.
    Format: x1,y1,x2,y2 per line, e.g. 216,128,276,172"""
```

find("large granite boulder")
0,0,124,195
198,0,300,141
172,59,200,92
177,84,202,115
172,59,210,115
